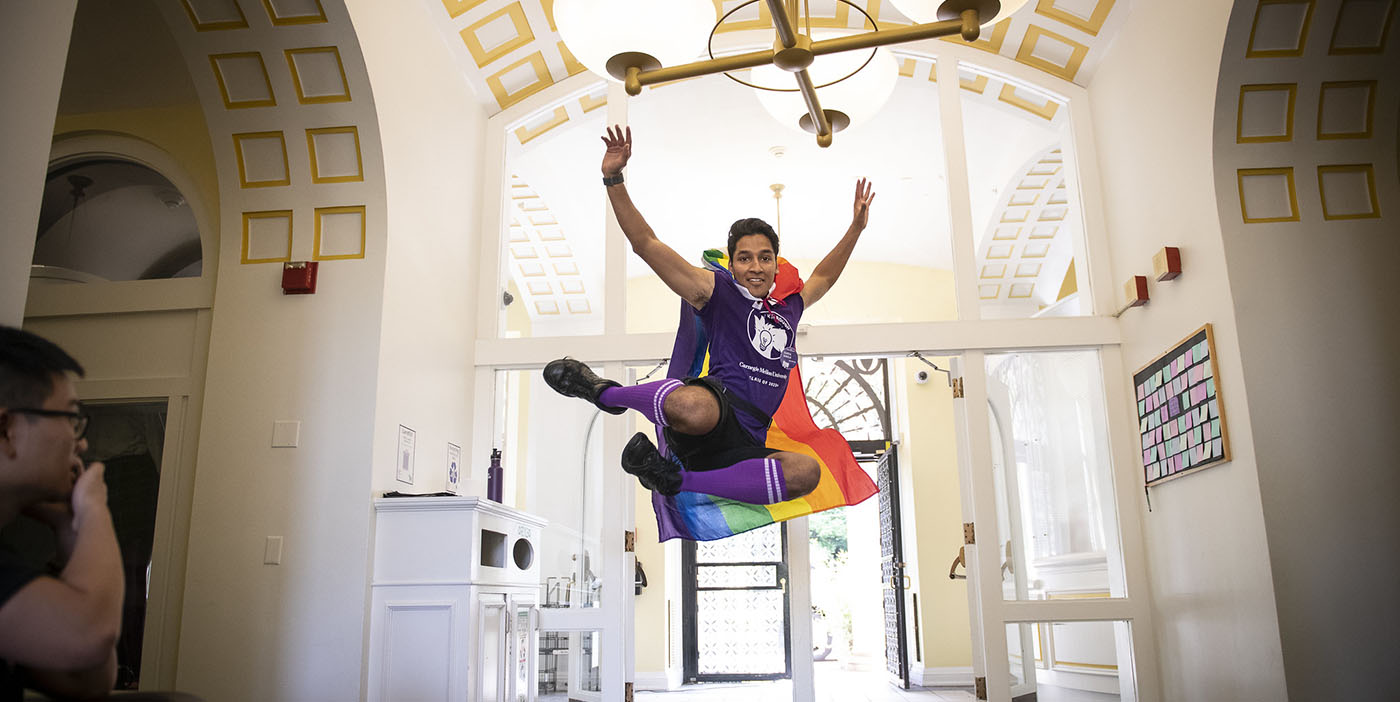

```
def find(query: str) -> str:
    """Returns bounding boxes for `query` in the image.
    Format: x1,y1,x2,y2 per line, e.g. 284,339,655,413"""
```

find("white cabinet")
369,496,545,702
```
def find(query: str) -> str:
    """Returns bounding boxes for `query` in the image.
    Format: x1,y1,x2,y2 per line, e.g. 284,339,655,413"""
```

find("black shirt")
0,547,42,702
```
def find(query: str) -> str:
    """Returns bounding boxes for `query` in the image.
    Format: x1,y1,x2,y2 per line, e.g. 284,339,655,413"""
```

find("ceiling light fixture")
555,0,1022,148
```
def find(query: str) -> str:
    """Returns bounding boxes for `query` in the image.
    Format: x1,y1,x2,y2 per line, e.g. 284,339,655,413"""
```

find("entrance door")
683,523,792,682
876,445,911,689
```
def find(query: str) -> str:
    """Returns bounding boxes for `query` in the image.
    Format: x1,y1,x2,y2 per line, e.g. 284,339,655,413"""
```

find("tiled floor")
636,662,975,701
634,662,1120,701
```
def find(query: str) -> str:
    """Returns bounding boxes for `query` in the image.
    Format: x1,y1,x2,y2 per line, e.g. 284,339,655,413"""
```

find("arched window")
33,158,202,283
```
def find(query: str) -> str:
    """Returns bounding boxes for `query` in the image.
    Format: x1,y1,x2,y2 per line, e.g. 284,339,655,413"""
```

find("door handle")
948,546,967,580
779,576,787,593
903,574,912,590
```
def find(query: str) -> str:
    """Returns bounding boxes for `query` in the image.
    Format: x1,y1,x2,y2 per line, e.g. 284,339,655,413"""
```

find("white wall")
1210,1,1400,697
348,0,486,498
0,1,75,324
166,1,393,698
1087,0,1288,699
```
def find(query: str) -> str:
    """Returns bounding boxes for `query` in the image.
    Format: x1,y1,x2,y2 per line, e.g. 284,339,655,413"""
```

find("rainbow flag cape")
650,250,878,542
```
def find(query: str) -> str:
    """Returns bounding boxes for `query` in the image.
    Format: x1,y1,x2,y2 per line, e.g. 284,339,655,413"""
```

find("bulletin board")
1134,323,1232,486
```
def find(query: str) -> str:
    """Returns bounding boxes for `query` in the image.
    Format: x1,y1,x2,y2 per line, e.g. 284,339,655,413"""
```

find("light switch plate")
264,536,283,565
272,420,300,448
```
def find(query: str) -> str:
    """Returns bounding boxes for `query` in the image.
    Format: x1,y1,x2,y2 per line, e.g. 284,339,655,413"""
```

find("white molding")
25,277,215,318
474,316,1122,368
633,669,682,691
910,664,975,687
372,494,547,527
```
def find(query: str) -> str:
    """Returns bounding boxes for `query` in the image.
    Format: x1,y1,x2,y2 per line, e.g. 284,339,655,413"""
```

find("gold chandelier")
557,0,1026,147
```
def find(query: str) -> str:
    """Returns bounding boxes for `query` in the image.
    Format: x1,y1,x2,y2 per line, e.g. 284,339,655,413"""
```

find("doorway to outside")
660,357,919,699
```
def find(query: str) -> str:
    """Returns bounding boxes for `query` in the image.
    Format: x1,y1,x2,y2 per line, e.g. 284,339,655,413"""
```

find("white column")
789,517,814,702
0,1,76,324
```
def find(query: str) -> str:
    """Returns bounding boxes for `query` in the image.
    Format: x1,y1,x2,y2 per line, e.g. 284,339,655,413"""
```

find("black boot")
542,358,625,415
621,433,683,496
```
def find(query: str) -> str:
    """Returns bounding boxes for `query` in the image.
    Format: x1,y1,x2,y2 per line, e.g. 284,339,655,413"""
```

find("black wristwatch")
602,173,624,187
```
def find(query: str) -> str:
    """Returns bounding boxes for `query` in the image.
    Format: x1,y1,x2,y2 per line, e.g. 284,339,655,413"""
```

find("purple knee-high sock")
598,378,685,426
679,457,788,504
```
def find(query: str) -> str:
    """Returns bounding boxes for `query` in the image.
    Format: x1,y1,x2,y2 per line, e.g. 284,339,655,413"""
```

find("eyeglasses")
8,408,89,439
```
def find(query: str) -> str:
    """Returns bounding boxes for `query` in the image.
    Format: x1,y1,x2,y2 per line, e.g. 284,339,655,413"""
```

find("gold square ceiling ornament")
1034,0,1117,36
261,0,327,26
181,0,249,31
1015,25,1089,82
1317,163,1381,220
487,52,555,110
1317,80,1377,139
1237,167,1300,223
999,83,1060,120
1246,0,1316,58
209,52,277,109
232,131,291,188
285,46,352,104
1236,83,1297,143
515,106,570,144
462,2,536,67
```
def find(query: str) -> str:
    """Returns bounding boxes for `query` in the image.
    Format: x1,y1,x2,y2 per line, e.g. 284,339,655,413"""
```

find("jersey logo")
747,305,792,360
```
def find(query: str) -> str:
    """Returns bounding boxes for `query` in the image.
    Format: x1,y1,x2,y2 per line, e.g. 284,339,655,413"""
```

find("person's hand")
851,177,875,231
601,125,632,177
69,461,109,532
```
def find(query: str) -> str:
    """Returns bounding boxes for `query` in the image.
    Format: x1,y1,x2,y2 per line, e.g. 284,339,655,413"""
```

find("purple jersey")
697,269,805,441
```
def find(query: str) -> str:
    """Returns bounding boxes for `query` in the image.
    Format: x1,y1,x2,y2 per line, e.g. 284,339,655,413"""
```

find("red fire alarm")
1153,246,1182,281
282,261,318,295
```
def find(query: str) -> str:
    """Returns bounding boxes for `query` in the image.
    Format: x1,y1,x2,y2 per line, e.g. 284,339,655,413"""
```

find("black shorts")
662,377,779,472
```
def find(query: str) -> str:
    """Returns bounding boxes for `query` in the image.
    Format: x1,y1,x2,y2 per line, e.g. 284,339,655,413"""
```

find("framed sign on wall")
1134,323,1232,486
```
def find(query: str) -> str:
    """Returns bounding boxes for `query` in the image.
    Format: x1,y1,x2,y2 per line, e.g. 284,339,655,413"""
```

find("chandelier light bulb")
751,39,899,135
887,0,1033,26
554,0,716,82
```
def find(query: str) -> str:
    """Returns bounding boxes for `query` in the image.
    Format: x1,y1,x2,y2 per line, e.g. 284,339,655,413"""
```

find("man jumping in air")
544,126,874,505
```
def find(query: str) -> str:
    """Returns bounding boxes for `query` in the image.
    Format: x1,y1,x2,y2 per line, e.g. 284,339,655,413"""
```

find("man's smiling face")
730,233,776,298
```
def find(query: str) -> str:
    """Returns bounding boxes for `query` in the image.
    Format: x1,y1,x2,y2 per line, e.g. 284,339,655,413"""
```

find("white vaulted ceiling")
426,0,1133,321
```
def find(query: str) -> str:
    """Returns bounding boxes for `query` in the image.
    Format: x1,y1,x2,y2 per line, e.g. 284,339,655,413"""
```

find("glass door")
951,351,1156,701
487,357,635,699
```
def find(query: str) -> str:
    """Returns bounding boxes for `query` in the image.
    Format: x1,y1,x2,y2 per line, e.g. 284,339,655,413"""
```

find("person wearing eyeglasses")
0,326,121,701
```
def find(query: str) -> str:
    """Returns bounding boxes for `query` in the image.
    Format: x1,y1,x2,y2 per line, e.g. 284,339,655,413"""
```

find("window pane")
34,159,201,282
538,630,601,699
985,350,1124,601
959,62,1086,319
501,88,610,338
1006,621,1136,701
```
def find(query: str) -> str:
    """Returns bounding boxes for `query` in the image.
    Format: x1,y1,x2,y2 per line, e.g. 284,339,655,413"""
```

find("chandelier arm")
631,8,972,95
630,48,775,93
808,15,974,58
765,0,801,49
792,68,832,138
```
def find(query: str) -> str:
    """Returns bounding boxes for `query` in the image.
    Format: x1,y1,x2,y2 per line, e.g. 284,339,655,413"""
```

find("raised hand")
601,125,632,176
70,461,109,531
851,177,875,231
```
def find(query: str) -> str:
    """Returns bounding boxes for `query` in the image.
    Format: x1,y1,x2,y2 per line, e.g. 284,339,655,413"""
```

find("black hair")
726,218,779,261
0,326,85,410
